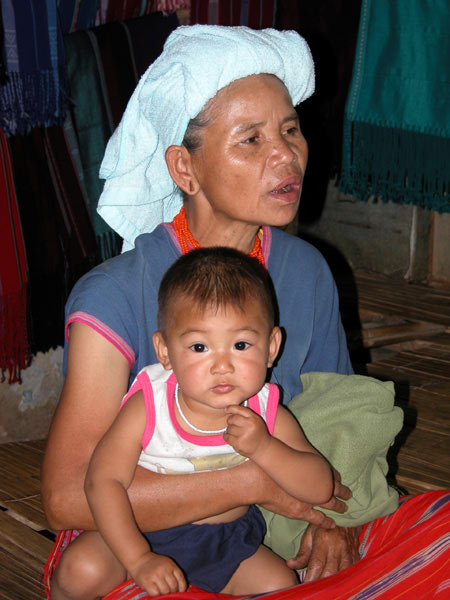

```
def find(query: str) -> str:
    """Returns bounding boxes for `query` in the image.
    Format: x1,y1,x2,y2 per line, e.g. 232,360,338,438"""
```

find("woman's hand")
130,552,187,596
285,471,358,580
286,523,362,581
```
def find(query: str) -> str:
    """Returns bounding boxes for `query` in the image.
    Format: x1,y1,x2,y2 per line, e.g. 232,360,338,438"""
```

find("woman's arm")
41,322,131,530
41,323,344,532
225,405,334,505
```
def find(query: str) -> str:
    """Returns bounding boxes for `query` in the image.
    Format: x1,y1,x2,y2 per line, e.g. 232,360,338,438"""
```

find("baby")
53,247,333,599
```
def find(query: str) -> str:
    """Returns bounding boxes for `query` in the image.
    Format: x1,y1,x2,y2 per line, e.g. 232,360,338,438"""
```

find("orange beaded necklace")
172,206,265,266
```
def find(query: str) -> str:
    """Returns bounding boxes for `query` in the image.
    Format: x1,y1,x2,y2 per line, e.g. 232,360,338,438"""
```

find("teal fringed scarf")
339,0,450,214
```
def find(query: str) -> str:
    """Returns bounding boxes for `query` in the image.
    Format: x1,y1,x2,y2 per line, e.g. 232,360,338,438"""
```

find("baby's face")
155,297,281,428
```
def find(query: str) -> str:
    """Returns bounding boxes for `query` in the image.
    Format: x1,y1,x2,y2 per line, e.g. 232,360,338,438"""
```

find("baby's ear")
267,326,282,367
153,331,172,370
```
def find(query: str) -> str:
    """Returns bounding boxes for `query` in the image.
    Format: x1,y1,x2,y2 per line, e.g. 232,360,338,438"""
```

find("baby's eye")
234,341,250,351
190,343,207,353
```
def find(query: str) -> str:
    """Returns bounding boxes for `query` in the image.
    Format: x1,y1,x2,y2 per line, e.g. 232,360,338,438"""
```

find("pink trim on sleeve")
65,311,135,368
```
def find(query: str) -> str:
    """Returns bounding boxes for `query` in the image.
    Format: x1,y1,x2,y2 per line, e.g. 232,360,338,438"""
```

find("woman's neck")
184,203,260,254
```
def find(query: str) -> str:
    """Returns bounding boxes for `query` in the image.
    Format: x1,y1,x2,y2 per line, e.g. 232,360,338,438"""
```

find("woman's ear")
267,326,282,368
165,145,200,196
153,331,172,370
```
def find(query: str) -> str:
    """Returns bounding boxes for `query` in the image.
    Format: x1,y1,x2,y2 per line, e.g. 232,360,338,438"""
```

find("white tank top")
121,363,280,475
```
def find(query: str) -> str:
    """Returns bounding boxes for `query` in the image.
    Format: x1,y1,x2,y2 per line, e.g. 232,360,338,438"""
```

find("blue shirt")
65,224,352,403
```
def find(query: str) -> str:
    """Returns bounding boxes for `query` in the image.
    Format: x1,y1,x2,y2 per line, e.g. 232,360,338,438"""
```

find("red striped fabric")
0,129,29,383
44,491,450,599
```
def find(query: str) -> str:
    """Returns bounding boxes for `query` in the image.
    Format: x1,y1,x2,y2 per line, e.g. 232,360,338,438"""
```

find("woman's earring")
189,180,194,193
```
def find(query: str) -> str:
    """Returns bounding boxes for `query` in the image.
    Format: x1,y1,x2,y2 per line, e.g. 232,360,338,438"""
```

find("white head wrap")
97,25,315,251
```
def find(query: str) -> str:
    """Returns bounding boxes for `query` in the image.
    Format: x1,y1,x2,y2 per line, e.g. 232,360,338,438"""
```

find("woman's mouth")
272,184,294,194
270,176,302,201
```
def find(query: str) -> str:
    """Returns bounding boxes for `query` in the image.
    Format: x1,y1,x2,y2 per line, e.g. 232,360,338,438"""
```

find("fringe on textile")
0,68,70,137
0,290,30,383
339,120,450,214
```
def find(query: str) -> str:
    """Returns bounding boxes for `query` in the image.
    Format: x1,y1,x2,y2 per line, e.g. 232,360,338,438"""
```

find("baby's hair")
157,247,276,332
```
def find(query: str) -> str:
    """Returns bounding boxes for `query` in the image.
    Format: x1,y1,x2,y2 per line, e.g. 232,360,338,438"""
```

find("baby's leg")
50,531,126,600
221,545,298,596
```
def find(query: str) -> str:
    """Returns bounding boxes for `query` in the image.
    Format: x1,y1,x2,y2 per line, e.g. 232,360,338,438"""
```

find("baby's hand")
131,551,187,596
224,405,270,459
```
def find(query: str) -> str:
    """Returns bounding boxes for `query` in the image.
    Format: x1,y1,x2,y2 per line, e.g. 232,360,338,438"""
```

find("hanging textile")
63,12,179,259
339,0,450,213
191,0,276,28
155,0,190,13
0,131,29,383
96,0,144,23
64,29,120,259
57,0,101,34
89,21,139,126
0,0,69,136
0,3,7,84
122,11,179,78
9,127,98,355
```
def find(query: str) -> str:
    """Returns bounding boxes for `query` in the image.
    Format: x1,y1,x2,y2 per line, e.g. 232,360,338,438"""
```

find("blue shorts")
144,504,266,593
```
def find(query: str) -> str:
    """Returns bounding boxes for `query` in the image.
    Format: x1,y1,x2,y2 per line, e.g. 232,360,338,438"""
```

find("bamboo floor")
348,272,450,495
0,440,53,599
1,271,449,598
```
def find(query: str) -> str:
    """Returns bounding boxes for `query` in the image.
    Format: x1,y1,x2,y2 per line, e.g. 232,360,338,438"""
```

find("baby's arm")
84,391,186,596
224,405,333,506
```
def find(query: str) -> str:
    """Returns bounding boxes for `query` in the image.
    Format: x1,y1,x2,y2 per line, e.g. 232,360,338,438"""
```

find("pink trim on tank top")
138,372,157,448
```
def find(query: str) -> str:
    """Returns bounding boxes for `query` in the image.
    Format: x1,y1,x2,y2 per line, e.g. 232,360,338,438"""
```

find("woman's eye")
243,135,258,144
234,341,250,351
191,343,207,353
284,126,299,136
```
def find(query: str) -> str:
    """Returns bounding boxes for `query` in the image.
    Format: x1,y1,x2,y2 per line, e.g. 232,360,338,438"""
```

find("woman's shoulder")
267,226,330,270
73,225,179,292
65,225,180,328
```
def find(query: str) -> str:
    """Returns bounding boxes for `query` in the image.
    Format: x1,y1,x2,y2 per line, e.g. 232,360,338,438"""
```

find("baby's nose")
211,352,234,373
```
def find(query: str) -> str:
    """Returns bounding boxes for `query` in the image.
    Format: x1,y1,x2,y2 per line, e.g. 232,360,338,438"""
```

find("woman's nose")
268,136,297,166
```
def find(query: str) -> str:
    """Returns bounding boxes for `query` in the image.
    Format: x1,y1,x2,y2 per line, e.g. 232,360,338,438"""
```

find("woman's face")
189,74,308,230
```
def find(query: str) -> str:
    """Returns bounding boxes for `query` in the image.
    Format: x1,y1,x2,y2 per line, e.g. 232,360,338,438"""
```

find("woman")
42,25,449,599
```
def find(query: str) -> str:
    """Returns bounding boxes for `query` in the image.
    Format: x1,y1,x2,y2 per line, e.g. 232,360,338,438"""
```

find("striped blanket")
45,491,450,599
